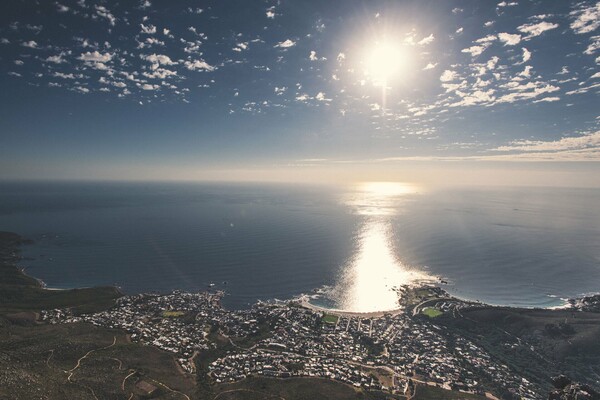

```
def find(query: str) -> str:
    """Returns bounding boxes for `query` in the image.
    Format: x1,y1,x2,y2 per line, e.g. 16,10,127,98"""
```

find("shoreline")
298,295,405,318
2,230,596,315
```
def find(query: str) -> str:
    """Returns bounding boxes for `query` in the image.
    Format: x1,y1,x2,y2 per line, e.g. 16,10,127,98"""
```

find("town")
41,287,541,399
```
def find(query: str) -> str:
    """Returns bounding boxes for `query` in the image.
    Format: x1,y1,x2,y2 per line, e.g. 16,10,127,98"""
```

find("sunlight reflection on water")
314,182,432,312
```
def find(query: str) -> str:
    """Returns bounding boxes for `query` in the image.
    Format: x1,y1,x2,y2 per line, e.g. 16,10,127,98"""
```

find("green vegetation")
322,313,339,324
421,307,443,318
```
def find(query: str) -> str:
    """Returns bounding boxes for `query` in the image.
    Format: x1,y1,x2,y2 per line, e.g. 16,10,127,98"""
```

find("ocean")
0,181,598,311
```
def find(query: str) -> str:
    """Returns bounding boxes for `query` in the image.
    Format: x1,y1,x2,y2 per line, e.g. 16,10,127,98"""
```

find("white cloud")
475,34,497,43
532,96,560,103
315,92,331,102
450,89,496,107
498,32,521,45
461,44,489,56
440,70,458,82
184,59,215,71
497,1,518,7
143,68,177,79
57,3,70,12
95,5,116,26
519,65,533,78
517,21,559,39
452,8,463,14
137,83,160,90
569,2,600,34
496,82,559,103
484,21,495,28
455,27,464,34
487,56,499,70
584,35,600,55
53,71,75,79
22,40,39,49
140,24,157,34
79,51,113,62
266,6,276,19
423,62,437,70
418,34,435,45
309,50,317,61
494,131,600,153
141,53,175,65
521,47,531,63
275,39,296,48
45,53,67,64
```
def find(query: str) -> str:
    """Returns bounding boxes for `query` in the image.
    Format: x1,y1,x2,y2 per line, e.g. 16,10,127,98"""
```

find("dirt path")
66,335,117,382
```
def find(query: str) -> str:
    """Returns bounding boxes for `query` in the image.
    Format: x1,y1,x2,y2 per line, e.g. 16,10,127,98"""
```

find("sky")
0,0,599,186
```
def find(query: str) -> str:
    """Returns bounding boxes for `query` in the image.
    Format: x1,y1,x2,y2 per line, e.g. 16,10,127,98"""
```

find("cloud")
95,5,116,26
493,131,600,153
21,40,39,49
461,45,489,56
498,32,521,45
487,56,499,69
53,71,76,79
275,39,296,48
440,70,459,82
417,34,435,45
142,68,177,79
141,53,175,65
57,3,70,12
570,2,600,34
79,51,113,62
137,83,160,90
423,62,437,70
517,21,559,39
532,96,560,103
521,47,531,63
309,50,317,61
315,92,331,101
496,82,559,104
140,24,157,34
45,54,67,64
184,59,215,71
266,7,275,19
584,35,600,55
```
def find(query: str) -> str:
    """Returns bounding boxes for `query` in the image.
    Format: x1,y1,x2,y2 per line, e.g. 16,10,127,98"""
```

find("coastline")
2,229,597,316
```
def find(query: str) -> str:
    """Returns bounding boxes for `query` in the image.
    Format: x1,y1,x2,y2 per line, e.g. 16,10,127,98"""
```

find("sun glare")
364,40,410,87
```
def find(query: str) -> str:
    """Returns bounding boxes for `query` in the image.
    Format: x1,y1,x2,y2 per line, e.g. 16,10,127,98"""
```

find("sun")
364,40,410,87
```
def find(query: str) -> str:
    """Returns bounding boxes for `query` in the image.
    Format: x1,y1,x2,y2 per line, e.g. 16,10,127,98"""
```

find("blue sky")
0,0,599,184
